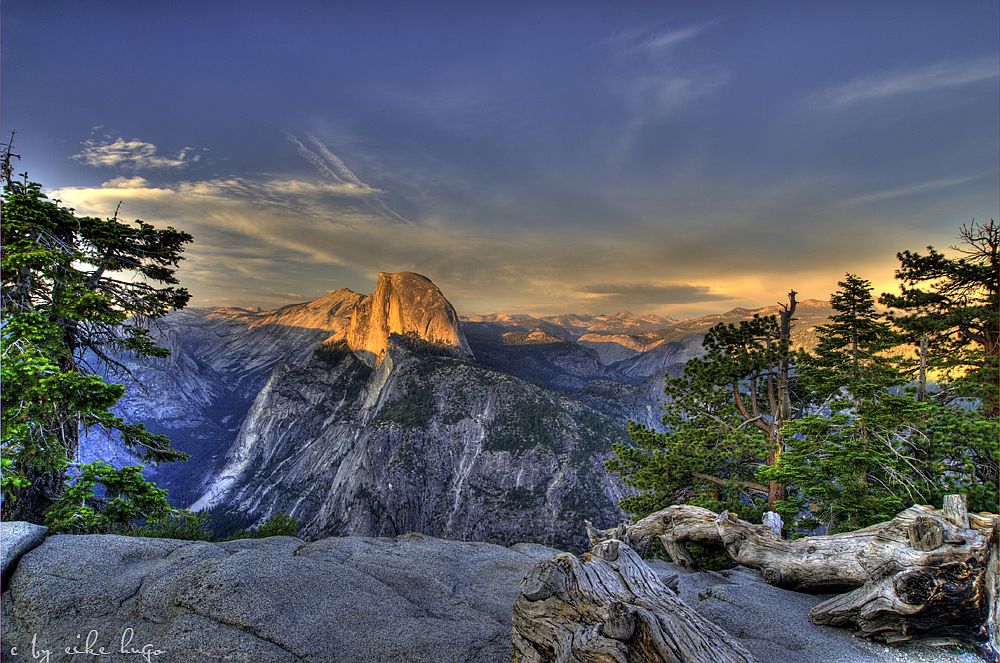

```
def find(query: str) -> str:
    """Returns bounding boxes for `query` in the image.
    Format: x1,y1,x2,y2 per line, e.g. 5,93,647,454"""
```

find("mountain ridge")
85,277,839,545
191,334,626,548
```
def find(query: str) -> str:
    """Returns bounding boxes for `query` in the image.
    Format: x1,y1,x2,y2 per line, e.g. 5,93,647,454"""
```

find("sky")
2,1,998,317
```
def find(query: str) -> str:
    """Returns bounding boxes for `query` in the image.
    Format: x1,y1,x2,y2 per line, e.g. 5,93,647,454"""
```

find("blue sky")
3,1,997,316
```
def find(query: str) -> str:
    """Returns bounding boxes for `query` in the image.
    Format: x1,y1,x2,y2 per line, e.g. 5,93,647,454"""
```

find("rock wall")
346,271,473,364
193,339,627,549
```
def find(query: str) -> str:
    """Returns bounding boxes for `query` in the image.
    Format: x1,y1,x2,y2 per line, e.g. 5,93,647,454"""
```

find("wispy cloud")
603,20,728,166
102,176,150,188
73,138,199,170
286,133,413,225
86,174,383,221
813,56,998,107
49,170,906,316
640,23,715,53
605,21,716,55
608,69,729,166
845,170,998,205
630,70,731,116
576,282,731,306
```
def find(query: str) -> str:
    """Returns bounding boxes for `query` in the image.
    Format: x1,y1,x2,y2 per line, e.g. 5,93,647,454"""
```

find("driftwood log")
511,539,758,663
586,496,999,658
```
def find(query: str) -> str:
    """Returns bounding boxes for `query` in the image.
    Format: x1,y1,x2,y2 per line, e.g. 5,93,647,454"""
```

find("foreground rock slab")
2,531,984,663
0,521,47,586
1,532,557,662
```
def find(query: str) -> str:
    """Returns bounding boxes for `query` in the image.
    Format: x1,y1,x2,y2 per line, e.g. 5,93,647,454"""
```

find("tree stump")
586,497,998,658
511,539,757,662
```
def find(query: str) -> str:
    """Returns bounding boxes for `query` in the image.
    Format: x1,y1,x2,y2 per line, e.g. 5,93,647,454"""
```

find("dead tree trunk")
917,334,928,402
586,497,998,657
511,539,758,663
769,289,797,508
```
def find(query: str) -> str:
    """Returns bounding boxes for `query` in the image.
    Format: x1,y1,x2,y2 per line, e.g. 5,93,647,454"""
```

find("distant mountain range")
462,298,833,382
465,299,833,363
84,275,835,548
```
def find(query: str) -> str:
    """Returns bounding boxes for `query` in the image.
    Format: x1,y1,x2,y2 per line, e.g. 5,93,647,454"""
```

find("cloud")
47,166,929,318
576,282,732,307
611,20,729,115
182,177,380,201
630,71,731,116
812,56,998,107
102,176,149,188
73,138,197,170
286,133,413,225
305,134,365,187
845,170,998,206
609,69,729,165
602,21,728,165
640,23,715,53
605,21,716,55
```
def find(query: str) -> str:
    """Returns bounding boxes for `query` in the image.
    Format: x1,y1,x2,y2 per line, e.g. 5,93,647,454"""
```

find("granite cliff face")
95,272,624,548
85,306,346,503
193,337,626,548
255,287,365,337
346,272,472,364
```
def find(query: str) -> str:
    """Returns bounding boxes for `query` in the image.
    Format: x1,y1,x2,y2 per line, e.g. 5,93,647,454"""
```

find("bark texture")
586,497,999,658
511,539,758,663
0,467,63,524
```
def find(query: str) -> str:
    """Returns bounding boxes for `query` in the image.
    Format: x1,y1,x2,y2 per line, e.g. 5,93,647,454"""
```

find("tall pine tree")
1,139,192,522
880,219,999,414
606,292,799,521
801,274,902,400
764,274,996,532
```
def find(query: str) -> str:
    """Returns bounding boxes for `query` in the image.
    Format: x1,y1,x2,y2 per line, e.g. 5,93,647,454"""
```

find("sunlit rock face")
255,287,365,338
346,272,473,364
83,274,476,505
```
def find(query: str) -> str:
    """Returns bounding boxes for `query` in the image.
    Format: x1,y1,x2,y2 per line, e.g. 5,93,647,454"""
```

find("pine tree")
801,274,902,400
763,276,909,532
879,219,999,414
606,292,799,521
1,139,192,522
763,273,997,532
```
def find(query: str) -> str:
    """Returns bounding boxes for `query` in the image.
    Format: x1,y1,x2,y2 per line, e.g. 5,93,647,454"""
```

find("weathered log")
511,539,758,662
586,497,999,658
810,511,999,660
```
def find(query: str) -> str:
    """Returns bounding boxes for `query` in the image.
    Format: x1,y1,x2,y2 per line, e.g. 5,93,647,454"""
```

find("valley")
85,272,835,548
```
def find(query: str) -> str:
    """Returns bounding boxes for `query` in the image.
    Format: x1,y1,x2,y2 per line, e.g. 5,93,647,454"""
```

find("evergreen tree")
607,292,799,521
763,396,997,533
1,139,192,522
764,273,997,532
801,273,902,400
879,219,999,414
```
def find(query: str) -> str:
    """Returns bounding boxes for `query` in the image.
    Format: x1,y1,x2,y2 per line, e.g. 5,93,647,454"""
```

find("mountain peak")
346,271,473,364
251,287,364,333
377,270,433,285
